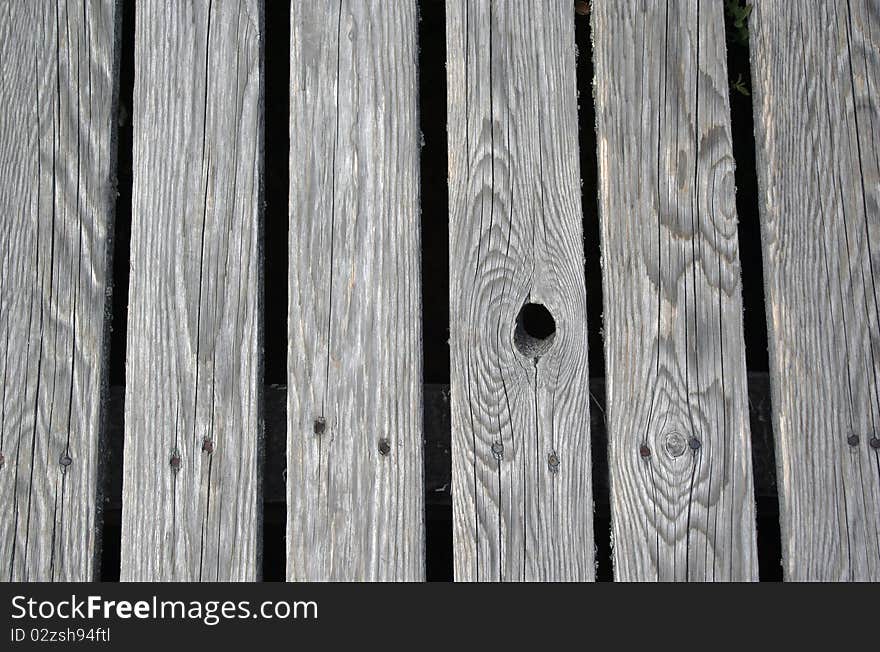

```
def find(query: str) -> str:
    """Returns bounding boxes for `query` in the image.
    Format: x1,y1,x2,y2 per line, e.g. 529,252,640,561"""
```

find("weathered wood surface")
447,0,594,581
751,0,880,580
593,0,758,580
0,0,118,582
288,0,424,581
103,375,779,509
121,0,263,581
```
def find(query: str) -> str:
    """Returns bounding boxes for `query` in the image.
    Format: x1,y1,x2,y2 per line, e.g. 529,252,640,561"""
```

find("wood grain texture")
593,0,757,581
447,0,594,581
287,0,424,581
751,0,880,580
0,0,118,581
103,373,781,510
121,0,263,581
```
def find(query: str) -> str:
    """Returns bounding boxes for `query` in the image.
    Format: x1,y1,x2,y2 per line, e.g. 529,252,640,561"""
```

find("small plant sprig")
725,0,752,46
731,73,750,96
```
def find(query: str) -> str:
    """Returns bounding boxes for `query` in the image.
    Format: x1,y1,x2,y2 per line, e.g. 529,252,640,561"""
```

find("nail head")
59,452,72,468
847,434,860,447
314,417,326,435
378,438,391,456
202,437,214,454
688,437,702,451
639,444,651,458
548,451,560,473
870,437,880,450
491,440,504,460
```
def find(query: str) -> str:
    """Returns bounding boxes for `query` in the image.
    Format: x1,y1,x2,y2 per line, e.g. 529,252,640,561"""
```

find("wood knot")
202,437,214,454
491,440,504,461
639,444,651,458
663,432,687,458
313,417,326,435
378,438,391,456
547,451,560,473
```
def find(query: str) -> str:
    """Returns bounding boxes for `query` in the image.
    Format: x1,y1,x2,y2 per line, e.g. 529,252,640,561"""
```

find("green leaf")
730,73,751,97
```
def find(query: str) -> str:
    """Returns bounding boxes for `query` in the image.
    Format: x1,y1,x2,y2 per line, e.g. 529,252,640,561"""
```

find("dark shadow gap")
262,0,291,582
419,0,452,582
575,7,612,582
99,0,135,582
723,7,782,581
419,0,450,388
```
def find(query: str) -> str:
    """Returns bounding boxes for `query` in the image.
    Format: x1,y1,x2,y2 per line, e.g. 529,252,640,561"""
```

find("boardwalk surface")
5,0,878,585
447,0,594,581
0,0,119,581
121,0,263,581
593,0,758,580
751,0,880,580
287,0,425,581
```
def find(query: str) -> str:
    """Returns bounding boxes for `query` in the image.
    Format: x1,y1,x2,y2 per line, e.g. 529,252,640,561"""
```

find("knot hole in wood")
513,302,556,358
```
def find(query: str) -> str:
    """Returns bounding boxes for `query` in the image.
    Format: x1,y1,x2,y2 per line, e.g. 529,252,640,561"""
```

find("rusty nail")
202,437,214,454
639,444,651,458
378,438,391,456
548,451,560,473
314,417,326,435
871,437,880,450
491,440,504,461
847,434,860,447
688,437,702,451
170,450,181,472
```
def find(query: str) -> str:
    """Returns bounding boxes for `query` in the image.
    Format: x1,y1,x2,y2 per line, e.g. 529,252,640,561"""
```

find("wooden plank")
0,0,118,581
750,0,880,580
121,0,263,581
592,0,758,581
287,0,424,581
447,0,594,581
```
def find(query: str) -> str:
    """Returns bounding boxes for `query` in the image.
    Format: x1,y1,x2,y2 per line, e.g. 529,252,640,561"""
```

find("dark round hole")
513,302,557,358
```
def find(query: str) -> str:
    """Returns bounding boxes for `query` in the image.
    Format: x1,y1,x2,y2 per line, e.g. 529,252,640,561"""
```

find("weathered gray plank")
0,0,118,582
287,0,424,581
750,0,880,580
593,0,758,581
121,0,263,581
447,0,594,581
